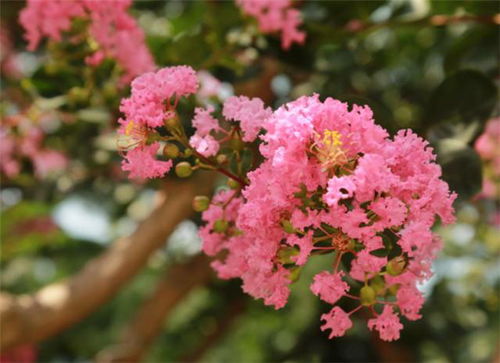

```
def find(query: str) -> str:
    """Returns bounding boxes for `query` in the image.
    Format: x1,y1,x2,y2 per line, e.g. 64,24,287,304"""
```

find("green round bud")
192,196,210,212
281,219,295,234
345,239,356,251
164,117,179,130
360,285,377,306
386,256,406,276
102,82,117,100
175,162,193,178
163,143,180,159
183,148,193,158
68,87,89,104
388,283,400,295
370,275,385,295
213,219,229,233
288,266,303,282
216,154,228,165
227,178,240,189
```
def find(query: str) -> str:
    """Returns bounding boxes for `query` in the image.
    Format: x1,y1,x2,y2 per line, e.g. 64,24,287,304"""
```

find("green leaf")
435,138,483,200
426,70,497,126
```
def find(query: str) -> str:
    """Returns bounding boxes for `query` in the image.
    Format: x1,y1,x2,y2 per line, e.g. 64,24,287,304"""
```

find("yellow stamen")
125,120,136,136
322,130,343,147
311,129,348,172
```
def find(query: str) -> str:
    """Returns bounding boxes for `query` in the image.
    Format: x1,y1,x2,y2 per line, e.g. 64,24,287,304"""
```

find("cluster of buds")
116,66,456,341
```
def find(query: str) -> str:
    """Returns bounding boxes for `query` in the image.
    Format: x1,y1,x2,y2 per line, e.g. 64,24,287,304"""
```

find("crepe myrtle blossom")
198,94,456,341
474,118,500,200
1,110,68,180
115,66,456,341
236,0,305,49
116,66,269,181
19,0,154,83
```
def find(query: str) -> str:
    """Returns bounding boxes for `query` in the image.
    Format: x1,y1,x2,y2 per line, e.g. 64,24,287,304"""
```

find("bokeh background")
0,0,498,362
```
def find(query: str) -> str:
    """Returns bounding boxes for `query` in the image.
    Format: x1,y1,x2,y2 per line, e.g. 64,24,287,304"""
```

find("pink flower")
194,94,456,341
196,70,231,103
474,118,500,201
120,66,198,128
286,232,313,265
350,249,387,281
281,9,306,49
121,143,172,179
20,0,85,51
189,134,220,157
310,271,349,304
368,306,403,341
324,176,356,206
320,307,353,339
32,150,68,178
0,129,20,178
19,0,154,82
236,0,305,50
191,106,220,137
241,265,291,309
397,285,424,320
369,196,407,230
223,96,272,142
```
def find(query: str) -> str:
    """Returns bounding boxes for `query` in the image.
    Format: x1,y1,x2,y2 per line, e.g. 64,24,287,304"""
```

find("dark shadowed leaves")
426,70,497,127
434,138,483,200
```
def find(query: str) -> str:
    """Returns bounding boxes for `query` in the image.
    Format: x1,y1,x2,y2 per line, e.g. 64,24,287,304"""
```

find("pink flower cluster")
118,66,198,179
200,95,456,341
0,111,68,179
236,0,306,49
19,0,154,83
474,118,500,199
115,67,455,341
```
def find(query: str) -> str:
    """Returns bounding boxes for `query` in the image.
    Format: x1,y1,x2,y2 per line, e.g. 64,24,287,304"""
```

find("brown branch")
344,14,500,33
95,254,214,363
179,297,246,363
0,175,215,352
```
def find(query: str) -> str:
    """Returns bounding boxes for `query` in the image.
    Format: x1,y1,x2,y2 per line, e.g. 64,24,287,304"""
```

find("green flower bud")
277,246,299,264
175,162,193,178
281,219,295,234
216,154,228,165
163,143,180,159
388,283,400,295
164,116,180,130
183,148,193,158
227,178,240,189
230,136,244,151
288,266,303,282
360,285,377,306
68,87,89,104
192,196,210,212
370,275,385,295
213,219,229,233
386,256,406,276
102,82,117,100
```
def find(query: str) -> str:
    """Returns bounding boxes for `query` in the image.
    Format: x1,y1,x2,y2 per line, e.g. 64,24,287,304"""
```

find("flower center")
117,120,149,152
311,129,348,172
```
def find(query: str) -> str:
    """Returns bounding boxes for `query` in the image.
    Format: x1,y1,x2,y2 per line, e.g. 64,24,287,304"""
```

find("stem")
333,251,344,272
174,130,248,187
313,235,332,243
345,293,360,300
348,305,363,316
